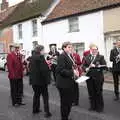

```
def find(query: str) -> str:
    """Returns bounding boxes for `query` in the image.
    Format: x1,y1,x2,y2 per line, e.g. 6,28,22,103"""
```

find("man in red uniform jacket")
7,43,25,107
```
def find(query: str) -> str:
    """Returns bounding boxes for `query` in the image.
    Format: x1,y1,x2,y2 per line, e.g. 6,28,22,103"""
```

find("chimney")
1,0,9,11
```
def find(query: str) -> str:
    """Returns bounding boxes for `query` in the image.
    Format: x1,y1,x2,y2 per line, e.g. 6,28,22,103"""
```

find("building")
42,0,120,67
1,0,59,57
0,0,16,53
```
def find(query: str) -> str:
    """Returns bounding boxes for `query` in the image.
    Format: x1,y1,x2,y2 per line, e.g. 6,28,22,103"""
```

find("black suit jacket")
29,54,50,86
83,54,106,80
110,48,120,72
56,52,75,88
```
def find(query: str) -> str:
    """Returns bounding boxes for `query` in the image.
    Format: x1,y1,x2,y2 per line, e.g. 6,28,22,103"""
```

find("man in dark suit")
83,44,106,113
110,40,120,101
56,42,79,120
7,43,25,107
72,50,82,106
30,45,52,118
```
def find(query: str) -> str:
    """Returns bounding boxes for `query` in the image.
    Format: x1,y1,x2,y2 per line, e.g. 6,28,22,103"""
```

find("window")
18,24,22,39
68,17,79,32
32,19,38,37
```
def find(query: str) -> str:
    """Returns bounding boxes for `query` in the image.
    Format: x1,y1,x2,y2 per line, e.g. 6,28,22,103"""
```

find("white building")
3,0,120,67
42,11,104,57
8,0,59,57
42,0,120,67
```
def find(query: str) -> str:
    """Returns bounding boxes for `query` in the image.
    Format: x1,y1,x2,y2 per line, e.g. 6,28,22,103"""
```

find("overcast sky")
0,0,24,6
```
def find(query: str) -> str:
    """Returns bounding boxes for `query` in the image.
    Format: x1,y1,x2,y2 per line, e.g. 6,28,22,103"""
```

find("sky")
0,0,24,6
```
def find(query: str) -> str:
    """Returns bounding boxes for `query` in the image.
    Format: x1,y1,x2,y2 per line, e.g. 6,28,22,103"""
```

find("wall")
13,17,43,56
103,7,120,33
42,11,105,55
0,27,13,53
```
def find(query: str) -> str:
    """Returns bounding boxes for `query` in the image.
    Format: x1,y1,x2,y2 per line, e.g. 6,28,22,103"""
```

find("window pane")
18,24,22,39
69,17,79,32
32,19,38,37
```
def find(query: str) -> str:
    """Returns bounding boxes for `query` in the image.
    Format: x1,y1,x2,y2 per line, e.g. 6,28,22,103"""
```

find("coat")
72,53,82,75
110,48,120,72
7,52,23,79
82,50,90,64
56,52,75,88
83,54,106,80
29,54,50,86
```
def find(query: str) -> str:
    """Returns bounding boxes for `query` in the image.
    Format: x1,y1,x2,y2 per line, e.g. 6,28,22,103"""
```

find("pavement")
0,71,120,120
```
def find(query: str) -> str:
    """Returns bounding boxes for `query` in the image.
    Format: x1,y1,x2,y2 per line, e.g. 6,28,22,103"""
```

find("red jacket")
7,52,23,79
82,50,91,64
72,53,82,75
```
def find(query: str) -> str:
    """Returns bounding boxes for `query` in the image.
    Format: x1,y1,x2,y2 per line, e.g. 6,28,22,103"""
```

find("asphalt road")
0,71,120,120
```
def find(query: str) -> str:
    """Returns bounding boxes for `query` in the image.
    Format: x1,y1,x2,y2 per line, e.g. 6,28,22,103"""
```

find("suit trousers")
58,87,74,120
51,64,57,82
86,77,104,111
73,83,79,104
9,79,22,105
112,72,120,97
32,85,50,113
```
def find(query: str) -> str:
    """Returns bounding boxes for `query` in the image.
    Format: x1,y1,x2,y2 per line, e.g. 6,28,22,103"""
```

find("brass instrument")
116,54,120,64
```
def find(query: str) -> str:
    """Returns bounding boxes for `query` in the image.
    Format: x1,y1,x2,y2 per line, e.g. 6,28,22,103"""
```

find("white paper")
76,76,89,84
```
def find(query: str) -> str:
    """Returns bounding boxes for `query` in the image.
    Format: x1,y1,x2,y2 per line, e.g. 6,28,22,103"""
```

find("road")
0,71,120,120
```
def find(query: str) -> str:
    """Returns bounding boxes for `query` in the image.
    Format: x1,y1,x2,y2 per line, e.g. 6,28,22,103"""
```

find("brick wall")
0,27,13,53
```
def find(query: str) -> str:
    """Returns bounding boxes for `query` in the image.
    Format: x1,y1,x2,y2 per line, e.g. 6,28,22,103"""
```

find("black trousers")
86,77,104,111
58,88,74,120
9,79,23,105
112,72,120,97
73,83,79,104
51,64,57,82
32,85,50,113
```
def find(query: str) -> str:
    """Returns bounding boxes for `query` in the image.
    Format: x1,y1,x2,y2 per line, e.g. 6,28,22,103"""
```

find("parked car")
0,53,8,71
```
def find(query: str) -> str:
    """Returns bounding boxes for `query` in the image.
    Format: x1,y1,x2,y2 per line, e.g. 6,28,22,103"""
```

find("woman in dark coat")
29,45,52,118
56,42,79,120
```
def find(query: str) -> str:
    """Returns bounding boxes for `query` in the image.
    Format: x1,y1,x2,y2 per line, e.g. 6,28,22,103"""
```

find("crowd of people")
6,40,120,120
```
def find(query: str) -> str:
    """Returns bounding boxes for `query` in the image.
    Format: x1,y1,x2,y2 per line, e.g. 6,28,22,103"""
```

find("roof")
0,5,16,23
43,0,120,23
0,0,54,29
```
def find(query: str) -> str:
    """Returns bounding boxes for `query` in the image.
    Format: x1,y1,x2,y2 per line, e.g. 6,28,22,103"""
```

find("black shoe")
114,96,119,101
33,110,42,114
44,112,52,118
96,109,104,113
13,103,21,107
88,108,96,111
72,103,79,106
18,103,26,106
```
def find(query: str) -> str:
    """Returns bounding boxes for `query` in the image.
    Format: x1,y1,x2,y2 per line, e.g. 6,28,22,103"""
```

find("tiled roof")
0,0,53,29
44,0,120,23
0,5,16,23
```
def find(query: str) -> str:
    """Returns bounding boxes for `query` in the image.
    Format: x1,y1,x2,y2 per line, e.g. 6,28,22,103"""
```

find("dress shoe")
44,112,52,118
33,110,42,114
13,103,20,107
88,108,96,111
18,103,26,106
96,109,104,113
114,97,119,101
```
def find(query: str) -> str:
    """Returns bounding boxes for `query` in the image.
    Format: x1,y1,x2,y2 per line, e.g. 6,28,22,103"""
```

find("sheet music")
76,76,89,84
